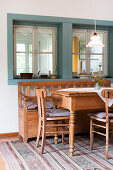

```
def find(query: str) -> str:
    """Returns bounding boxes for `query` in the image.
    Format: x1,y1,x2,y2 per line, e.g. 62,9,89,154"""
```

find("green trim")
62,23,72,79
7,14,14,80
109,28,113,77
14,21,58,27
57,23,62,78
8,13,113,26
73,24,109,31
107,29,110,76
7,13,113,85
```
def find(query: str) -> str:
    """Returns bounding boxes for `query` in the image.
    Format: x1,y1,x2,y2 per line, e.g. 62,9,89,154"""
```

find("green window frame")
7,13,113,85
13,25,57,78
72,28,108,76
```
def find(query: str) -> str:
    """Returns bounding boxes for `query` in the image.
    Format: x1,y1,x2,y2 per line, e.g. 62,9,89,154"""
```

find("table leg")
70,110,76,156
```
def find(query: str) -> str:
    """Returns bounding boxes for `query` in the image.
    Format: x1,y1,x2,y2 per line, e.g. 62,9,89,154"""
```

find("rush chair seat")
35,89,70,154
89,89,113,159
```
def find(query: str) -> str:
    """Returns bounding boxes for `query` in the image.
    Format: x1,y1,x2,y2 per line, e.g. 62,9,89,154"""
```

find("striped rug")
0,136,113,170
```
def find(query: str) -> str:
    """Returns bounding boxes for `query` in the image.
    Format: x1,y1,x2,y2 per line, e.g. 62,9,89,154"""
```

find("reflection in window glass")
14,26,56,78
90,46,103,53
79,55,86,73
38,54,53,74
16,53,25,74
72,29,107,77
90,55,102,73
17,44,25,52
72,32,86,53
37,28,53,52
72,31,86,74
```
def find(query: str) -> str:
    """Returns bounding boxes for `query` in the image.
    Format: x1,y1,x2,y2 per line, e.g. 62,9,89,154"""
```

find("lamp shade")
87,32,104,47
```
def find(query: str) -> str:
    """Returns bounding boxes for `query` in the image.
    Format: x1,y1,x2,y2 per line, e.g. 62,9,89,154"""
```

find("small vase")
95,83,101,90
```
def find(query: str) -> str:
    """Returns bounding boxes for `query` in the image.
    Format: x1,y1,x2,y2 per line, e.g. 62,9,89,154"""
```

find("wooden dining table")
51,88,112,156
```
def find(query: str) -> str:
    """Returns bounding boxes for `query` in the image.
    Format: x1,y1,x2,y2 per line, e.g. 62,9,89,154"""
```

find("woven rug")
0,136,113,170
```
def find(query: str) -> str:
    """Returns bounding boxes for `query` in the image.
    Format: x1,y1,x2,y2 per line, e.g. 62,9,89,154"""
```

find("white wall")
0,0,113,133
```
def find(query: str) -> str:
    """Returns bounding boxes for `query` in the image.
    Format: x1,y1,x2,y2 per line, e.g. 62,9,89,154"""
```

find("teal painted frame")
7,13,113,85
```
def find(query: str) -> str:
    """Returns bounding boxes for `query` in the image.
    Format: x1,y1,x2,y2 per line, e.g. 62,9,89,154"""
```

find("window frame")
72,28,108,75
13,25,57,78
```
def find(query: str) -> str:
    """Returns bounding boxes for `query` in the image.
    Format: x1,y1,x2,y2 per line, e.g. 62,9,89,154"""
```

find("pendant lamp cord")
94,19,96,33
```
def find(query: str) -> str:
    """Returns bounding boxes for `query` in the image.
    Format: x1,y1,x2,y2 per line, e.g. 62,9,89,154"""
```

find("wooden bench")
18,80,111,142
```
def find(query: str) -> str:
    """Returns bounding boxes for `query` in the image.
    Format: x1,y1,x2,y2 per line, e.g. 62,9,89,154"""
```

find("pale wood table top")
51,88,98,97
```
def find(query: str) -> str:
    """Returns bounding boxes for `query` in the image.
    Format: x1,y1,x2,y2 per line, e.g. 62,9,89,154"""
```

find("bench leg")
18,134,23,141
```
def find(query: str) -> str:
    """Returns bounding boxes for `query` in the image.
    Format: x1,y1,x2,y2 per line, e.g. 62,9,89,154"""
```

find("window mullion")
32,26,38,77
103,31,108,76
25,43,29,73
52,28,56,74
86,30,90,73
13,26,16,77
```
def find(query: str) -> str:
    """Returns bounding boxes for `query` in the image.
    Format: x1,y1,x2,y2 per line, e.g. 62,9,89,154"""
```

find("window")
13,25,57,78
8,14,112,84
72,29,108,77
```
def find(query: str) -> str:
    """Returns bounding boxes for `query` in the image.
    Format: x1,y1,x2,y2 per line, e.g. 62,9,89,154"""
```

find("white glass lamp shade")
87,33,104,47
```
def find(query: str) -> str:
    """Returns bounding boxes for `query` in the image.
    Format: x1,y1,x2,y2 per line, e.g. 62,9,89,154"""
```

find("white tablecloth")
58,88,113,107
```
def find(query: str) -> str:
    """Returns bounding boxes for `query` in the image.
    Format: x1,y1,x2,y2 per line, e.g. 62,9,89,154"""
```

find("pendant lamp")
87,20,104,47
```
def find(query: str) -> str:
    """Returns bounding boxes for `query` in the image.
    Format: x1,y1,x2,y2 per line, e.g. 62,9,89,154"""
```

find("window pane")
17,44,25,52
15,26,33,76
90,55,103,73
72,32,86,54
38,54,53,74
72,31,86,74
79,55,86,73
29,54,32,71
16,27,33,52
37,28,53,52
80,55,85,60
90,46,103,54
16,53,32,75
16,53,25,75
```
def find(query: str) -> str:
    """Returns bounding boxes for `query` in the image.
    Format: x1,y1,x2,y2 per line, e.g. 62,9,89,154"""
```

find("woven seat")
23,100,53,110
89,112,113,119
46,109,70,118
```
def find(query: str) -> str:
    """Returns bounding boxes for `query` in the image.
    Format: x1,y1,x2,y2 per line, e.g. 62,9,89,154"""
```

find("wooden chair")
89,89,113,159
35,89,70,153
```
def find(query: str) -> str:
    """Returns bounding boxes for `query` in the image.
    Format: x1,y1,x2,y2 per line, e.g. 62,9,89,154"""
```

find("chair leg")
69,120,70,146
54,121,58,144
35,118,41,148
41,122,46,154
90,118,94,150
62,120,65,145
106,121,109,160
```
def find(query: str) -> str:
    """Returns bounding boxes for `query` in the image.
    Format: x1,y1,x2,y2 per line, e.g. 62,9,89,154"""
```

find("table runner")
58,87,113,107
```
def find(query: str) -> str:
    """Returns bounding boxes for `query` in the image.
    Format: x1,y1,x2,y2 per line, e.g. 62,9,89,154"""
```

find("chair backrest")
36,89,47,121
101,89,113,121
101,89,113,99
18,80,111,98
